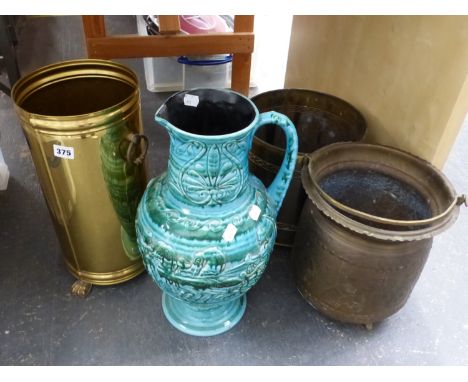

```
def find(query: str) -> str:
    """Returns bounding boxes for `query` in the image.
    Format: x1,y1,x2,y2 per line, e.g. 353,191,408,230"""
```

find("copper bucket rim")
302,142,464,242
251,88,368,158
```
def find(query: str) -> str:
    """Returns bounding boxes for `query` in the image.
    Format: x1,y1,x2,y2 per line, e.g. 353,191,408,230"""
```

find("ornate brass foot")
71,280,92,297
364,323,374,331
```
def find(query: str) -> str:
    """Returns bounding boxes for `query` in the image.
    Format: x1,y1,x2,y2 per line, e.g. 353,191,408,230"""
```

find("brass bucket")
12,59,148,296
293,142,465,327
249,89,366,247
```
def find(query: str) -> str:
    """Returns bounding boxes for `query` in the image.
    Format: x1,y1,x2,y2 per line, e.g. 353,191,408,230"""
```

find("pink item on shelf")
180,15,229,34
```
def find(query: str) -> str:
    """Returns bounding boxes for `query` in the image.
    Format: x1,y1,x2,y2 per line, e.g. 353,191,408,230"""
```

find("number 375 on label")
53,144,75,159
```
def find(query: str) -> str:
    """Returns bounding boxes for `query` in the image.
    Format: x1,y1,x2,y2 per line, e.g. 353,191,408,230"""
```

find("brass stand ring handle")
121,133,149,165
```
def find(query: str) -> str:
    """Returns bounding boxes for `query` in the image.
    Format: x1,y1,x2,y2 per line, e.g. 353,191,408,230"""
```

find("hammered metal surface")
249,89,366,247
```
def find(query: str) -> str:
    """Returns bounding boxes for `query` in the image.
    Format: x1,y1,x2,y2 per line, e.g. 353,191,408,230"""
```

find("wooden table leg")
231,16,254,95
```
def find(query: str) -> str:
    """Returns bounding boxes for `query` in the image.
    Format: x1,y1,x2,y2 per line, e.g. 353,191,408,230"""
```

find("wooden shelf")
82,16,254,95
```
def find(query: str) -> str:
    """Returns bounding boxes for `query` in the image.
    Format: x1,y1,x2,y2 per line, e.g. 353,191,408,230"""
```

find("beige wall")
285,16,468,168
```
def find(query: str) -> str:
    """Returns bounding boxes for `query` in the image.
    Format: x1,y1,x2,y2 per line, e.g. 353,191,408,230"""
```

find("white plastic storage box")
136,16,184,92
179,55,232,89
136,16,233,92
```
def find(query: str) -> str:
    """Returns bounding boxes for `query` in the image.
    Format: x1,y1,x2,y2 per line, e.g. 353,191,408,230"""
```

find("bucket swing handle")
308,163,466,227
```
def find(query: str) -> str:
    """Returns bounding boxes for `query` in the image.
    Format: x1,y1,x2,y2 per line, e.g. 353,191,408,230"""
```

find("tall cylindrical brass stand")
12,59,147,296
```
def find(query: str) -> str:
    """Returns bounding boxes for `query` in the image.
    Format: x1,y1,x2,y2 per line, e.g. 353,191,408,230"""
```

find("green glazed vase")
136,89,298,336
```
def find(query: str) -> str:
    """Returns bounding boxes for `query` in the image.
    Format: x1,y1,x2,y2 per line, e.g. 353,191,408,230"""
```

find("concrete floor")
1,16,468,366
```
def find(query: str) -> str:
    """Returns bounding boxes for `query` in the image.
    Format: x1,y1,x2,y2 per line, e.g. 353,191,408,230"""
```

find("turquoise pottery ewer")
136,89,298,336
